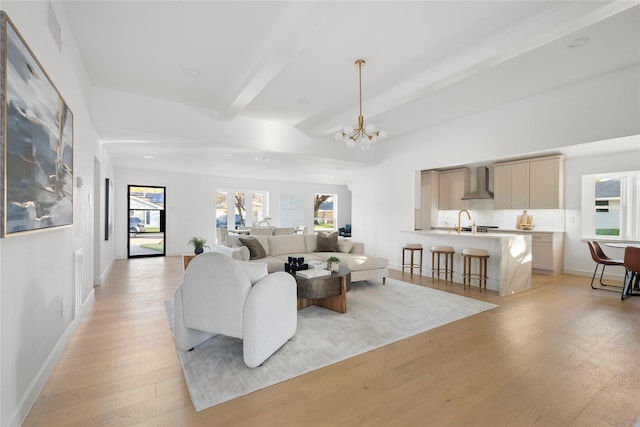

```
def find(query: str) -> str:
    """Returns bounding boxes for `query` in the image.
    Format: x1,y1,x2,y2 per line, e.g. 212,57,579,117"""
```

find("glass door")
128,185,166,258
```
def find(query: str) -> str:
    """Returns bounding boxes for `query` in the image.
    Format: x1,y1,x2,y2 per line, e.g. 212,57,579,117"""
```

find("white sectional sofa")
221,233,389,283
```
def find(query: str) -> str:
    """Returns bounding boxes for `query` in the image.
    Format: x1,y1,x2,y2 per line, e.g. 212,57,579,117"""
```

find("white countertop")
492,228,564,234
403,230,522,239
421,227,564,235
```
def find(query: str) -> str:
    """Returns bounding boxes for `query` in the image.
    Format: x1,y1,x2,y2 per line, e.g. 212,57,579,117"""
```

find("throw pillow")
209,244,242,260
316,231,339,252
338,240,354,254
239,237,267,260
237,261,268,284
233,245,251,262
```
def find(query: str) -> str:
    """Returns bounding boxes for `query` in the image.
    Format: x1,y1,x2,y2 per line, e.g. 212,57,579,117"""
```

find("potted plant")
326,256,341,272
188,237,209,255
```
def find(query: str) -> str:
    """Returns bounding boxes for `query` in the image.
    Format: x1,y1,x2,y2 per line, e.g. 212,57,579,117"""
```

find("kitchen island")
402,230,532,295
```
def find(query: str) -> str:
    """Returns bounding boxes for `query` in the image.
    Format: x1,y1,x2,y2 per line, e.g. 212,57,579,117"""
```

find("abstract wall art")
0,12,74,237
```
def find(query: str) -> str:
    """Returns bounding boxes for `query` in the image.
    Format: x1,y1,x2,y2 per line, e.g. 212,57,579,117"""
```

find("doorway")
128,185,166,258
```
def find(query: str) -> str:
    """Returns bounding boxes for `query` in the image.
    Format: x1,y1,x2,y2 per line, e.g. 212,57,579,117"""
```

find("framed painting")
105,178,113,240
0,12,74,237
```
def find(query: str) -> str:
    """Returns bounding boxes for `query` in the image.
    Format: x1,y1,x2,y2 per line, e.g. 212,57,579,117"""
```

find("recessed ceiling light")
255,156,271,162
297,99,310,105
143,155,155,159
568,37,590,48
183,67,201,76
223,153,233,158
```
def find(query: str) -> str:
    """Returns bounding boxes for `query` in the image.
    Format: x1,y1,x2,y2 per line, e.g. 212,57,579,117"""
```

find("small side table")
182,254,197,271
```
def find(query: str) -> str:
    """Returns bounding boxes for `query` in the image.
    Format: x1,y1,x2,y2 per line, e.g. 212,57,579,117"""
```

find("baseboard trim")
11,289,96,427
563,268,627,281
96,257,115,286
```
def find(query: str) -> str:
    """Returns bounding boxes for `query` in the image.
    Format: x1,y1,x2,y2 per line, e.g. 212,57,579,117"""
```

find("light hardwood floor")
23,256,640,426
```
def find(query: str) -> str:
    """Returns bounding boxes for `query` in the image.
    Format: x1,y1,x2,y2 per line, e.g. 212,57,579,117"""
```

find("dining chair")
621,246,640,300
587,241,625,291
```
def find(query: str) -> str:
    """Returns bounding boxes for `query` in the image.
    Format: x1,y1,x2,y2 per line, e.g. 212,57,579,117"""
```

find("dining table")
605,242,640,249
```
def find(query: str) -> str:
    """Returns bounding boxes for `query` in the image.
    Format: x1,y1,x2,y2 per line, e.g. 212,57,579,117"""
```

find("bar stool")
402,243,423,277
431,246,455,283
462,248,489,290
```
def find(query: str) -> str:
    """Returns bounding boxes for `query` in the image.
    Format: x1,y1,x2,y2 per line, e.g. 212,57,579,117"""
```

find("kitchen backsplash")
437,208,565,232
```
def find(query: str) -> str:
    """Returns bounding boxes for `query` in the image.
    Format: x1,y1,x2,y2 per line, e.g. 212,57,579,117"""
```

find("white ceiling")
60,1,640,185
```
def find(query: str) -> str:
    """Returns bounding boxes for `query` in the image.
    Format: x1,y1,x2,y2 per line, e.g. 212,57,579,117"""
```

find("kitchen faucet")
457,209,471,234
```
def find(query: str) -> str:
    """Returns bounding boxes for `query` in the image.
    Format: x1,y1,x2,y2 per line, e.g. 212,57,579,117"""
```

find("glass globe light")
345,139,356,149
377,130,387,139
365,123,375,133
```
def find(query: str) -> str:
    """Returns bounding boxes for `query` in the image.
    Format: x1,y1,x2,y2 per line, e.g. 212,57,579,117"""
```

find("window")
582,171,640,240
594,178,620,236
216,190,268,228
314,194,336,232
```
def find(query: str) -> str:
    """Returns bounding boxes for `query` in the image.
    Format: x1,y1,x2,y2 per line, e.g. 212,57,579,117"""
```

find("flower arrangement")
187,237,210,254
326,256,341,272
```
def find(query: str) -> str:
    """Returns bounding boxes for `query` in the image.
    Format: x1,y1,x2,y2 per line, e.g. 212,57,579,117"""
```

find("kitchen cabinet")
529,157,564,208
530,232,564,275
438,168,468,210
493,162,529,209
493,155,564,209
415,171,439,230
414,209,434,230
502,230,564,275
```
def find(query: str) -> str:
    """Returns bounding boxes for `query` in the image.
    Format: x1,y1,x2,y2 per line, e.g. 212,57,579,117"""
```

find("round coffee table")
295,265,351,313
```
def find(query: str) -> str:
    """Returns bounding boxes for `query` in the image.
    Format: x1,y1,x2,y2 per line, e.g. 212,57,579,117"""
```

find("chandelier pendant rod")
356,59,365,133
334,58,386,149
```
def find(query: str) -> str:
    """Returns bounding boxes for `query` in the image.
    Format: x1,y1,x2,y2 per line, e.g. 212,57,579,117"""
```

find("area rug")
165,279,497,412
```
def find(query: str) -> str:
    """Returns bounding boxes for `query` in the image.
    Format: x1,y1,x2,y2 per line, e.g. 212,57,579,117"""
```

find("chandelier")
334,59,387,150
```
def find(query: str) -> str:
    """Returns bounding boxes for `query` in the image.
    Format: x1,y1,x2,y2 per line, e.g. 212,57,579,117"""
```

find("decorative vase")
328,261,340,272
194,247,204,255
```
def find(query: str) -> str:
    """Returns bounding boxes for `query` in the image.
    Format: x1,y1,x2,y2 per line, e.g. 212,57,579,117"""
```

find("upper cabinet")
494,162,529,209
529,157,565,208
493,155,565,209
438,168,469,210
415,170,439,230
420,170,439,211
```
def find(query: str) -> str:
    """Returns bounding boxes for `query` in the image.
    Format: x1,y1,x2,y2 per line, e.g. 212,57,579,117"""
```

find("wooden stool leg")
402,249,406,276
431,251,435,281
482,258,487,290
418,249,423,277
410,249,414,278
463,256,467,288
449,253,454,283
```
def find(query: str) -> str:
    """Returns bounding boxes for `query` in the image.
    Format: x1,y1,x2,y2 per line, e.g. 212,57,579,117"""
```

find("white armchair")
173,252,297,368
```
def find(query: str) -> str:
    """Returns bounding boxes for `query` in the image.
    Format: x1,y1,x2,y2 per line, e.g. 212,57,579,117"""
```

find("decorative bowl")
519,224,534,230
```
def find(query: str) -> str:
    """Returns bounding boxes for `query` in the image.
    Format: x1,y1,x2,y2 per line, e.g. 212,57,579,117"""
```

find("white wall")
97,148,116,282
113,169,352,259
352,65,640,271
0,3,114,425
0,3,637,425
563,149,640,278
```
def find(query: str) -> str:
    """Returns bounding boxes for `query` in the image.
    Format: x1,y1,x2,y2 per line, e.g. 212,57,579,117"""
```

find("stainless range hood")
462,166,494,200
